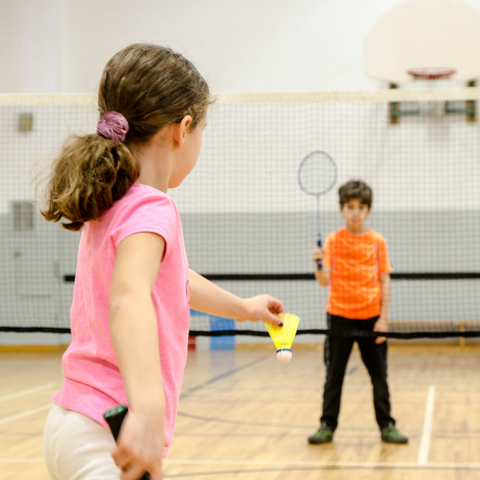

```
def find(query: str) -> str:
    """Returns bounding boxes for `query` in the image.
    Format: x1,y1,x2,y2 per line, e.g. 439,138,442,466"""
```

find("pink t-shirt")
53,183,190,455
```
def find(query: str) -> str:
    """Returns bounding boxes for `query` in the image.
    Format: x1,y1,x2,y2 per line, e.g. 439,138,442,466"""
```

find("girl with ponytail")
42,43,284,480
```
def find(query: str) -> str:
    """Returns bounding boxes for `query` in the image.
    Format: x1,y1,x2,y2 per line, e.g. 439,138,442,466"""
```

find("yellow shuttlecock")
264,313,300,364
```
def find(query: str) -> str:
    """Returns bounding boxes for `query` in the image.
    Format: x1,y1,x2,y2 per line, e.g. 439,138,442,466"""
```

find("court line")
180,356,267,397
177,410,313,429
418,385,435,465
163,461,480,477
4,458,480,471
0,403,52,426
162,462,480,477
0,383,56,403
0,459,44,463
3,458,480,470
165,460,480,468
177,411,422,435
346,366,358,376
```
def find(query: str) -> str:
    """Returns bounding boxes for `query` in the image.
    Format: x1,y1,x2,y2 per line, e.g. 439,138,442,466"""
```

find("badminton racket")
104,405,151,480
298,151,337,269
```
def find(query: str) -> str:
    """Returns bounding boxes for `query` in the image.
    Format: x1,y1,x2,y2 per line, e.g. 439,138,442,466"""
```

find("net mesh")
1,89,480,338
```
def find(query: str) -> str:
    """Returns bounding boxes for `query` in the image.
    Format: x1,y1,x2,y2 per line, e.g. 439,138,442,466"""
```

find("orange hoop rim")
407,67,456,80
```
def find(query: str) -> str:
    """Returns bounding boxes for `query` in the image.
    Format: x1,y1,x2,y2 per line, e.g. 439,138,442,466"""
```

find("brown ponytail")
41,43,211,231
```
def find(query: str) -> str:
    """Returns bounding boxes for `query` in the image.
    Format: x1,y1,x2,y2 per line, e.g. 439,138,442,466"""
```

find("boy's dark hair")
339,180,372,208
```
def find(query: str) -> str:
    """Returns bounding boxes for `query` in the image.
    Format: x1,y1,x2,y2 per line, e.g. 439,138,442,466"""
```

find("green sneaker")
308,422,333,444
381,423,408,444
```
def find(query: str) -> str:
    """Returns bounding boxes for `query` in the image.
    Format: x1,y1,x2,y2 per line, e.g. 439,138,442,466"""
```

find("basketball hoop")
406,68,457,117
407,67,456,80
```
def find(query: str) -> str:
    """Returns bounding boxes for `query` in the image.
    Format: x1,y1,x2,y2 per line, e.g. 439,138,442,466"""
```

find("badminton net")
1,89,480,338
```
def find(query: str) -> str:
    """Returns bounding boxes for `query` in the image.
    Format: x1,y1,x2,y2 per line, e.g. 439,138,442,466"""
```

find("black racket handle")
316,238,323,270
103,406,151,480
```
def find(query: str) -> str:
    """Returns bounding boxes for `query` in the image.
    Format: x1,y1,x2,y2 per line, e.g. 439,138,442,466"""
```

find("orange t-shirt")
322,227,392,319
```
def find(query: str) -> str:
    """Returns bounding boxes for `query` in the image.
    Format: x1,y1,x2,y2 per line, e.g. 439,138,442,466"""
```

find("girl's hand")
311,247,324,265
112,409,165,480
374,317,388,345
235,295,285,326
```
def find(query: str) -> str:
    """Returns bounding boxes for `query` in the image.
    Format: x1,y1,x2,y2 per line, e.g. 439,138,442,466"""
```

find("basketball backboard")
365,0,480,84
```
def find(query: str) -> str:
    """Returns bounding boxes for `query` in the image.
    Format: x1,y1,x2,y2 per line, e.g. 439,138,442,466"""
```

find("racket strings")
298,151,337,196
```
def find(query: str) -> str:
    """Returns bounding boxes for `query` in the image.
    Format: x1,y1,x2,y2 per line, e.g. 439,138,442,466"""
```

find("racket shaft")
104,406,151,480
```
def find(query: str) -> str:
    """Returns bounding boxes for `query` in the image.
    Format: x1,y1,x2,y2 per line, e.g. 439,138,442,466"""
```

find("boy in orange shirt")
308,180,408,445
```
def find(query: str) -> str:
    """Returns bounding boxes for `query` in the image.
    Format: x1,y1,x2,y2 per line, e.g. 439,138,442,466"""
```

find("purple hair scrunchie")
96,111,129,144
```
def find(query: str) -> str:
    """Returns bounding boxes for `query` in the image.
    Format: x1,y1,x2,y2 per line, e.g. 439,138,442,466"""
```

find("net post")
466,80,476,122
389,83,400,124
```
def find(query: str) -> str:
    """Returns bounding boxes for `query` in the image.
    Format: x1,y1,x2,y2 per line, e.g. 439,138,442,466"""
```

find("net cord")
3,89,480,339
1,87,480,106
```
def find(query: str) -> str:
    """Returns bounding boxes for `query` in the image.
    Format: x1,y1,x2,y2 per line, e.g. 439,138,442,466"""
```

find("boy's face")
340,198,371,230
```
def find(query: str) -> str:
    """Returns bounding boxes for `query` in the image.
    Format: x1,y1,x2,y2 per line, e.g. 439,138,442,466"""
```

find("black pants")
320,314,395,431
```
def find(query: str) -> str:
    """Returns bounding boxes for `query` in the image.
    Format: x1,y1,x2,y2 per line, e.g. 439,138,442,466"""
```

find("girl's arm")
374,273,391,345
189,269,284,325
109,232,166,480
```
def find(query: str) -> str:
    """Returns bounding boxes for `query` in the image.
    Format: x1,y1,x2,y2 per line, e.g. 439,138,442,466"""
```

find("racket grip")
103,406,151,480
316,238,323,270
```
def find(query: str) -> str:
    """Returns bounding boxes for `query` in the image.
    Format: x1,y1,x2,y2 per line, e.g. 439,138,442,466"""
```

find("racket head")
298,150,337,196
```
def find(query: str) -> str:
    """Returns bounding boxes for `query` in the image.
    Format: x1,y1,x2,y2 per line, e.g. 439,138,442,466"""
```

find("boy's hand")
374,317,388,344
311,247,324,266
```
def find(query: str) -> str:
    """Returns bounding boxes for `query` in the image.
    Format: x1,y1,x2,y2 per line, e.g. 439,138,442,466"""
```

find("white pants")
43,404,122,480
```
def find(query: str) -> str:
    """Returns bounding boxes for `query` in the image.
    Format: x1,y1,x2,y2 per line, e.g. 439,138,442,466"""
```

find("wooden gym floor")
1,343,480,479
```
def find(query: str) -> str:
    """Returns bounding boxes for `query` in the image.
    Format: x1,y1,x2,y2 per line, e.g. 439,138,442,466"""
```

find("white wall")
2,0,480,94
0,0,60,93
59,0,395,92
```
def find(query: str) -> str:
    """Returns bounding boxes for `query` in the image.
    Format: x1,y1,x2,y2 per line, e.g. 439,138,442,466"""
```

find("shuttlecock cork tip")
276,349,292,364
